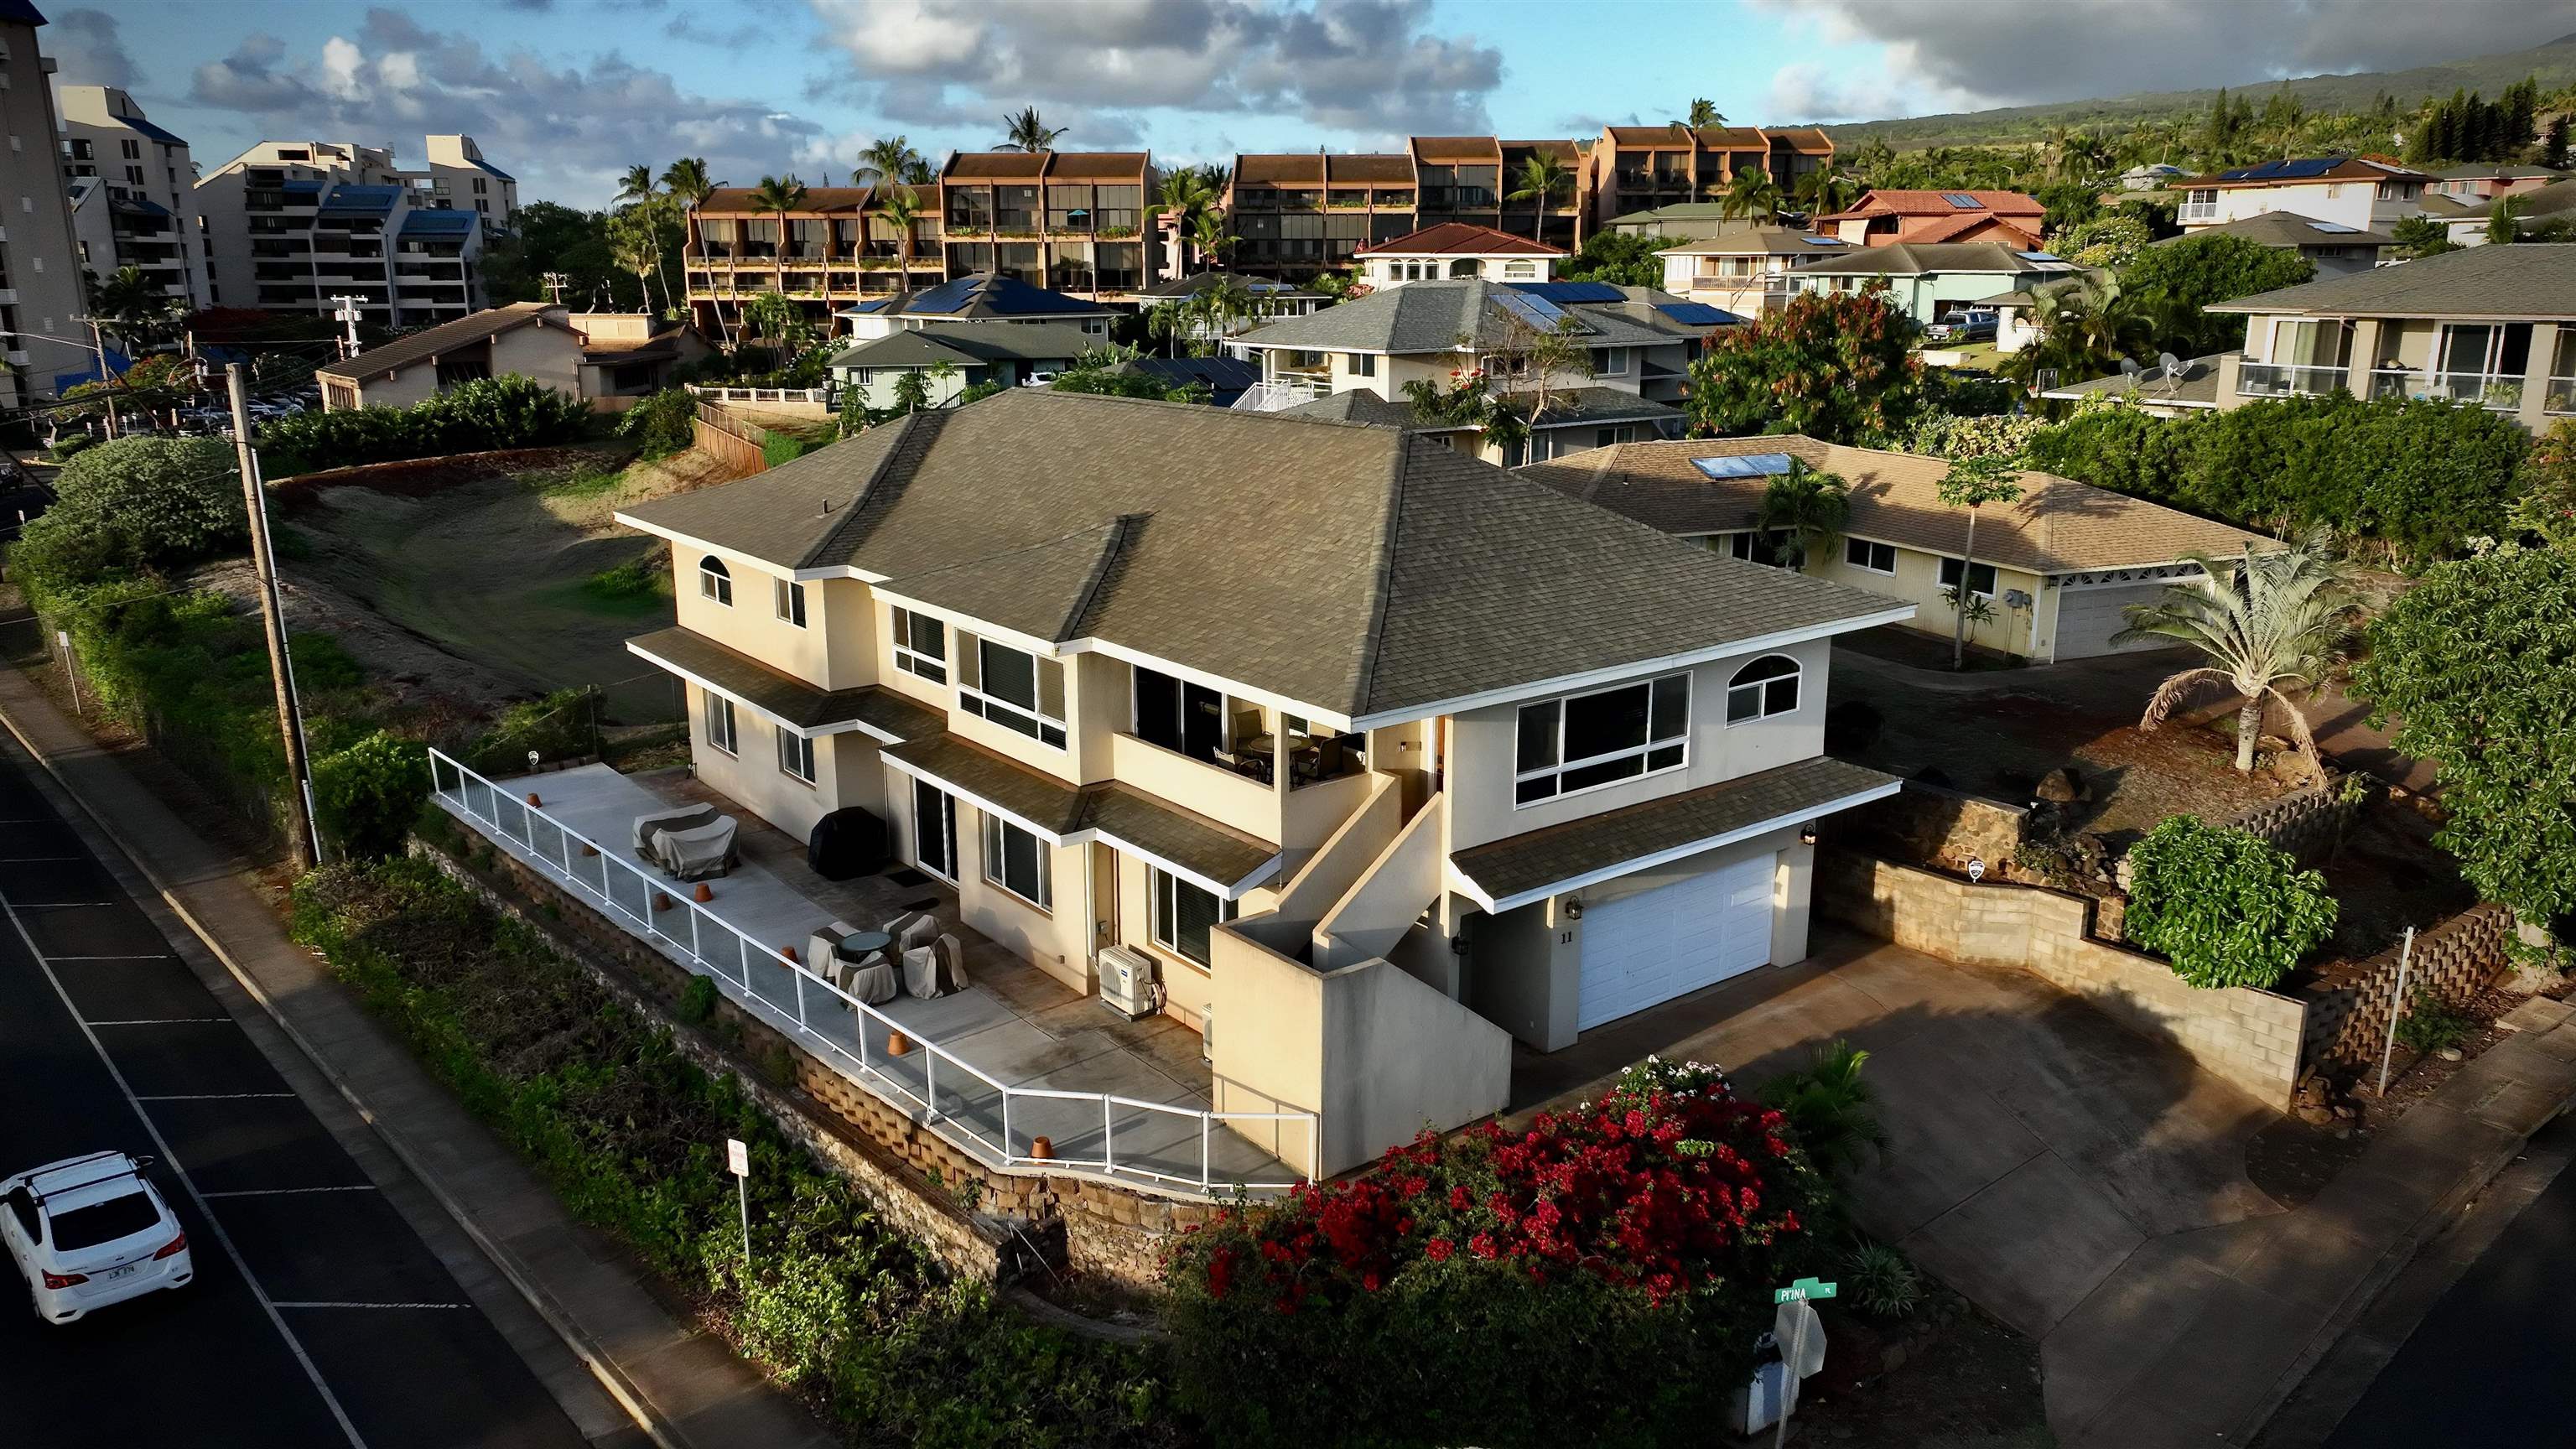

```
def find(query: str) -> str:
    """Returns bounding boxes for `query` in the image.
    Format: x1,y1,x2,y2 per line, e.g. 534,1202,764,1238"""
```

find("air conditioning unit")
1098,944,1158,1020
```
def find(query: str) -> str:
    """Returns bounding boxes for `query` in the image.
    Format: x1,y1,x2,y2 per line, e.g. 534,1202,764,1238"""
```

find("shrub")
1685,283,1925,444
465,687,598,774
2392,988,2474,1055
1162,1057,1833,1448
1844,1240,1923,1319
617,387,696,457
2116,233,2314,358
312,731,430,860
2125,815,2338,989
580,553,668,606
255,374,590,475
289,860,1179,1448
761,430,814,469
678,974,719,1025
47,433,95,460
1756,1039,1888,1178
13,436,245,590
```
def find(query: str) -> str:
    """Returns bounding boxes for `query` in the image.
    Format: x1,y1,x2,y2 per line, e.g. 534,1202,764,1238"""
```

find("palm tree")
1753,459,1850,567
1145,299,1192,357
2119,533,2360,774
925,358,961,407
747,173,808,299
1680,98,1726,129
1934,454,2025,669
1722,165,1784,222
853,136,926,188
1201,273,1255,340
891,366,932,413
1793,165,1857,221
613,164,669,315
606,210,662,315
661,156,720,335
1155,170,1217,271
2027,272,2152,382
90,265,177,355
873,185,925,281
1507,150,1581,250
1001,106,1065,153
1189,210,1236,270
1758,1040,1888,1177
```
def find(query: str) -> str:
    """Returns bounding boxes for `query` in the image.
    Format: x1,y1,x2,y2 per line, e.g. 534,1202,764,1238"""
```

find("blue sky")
45,0,2576,208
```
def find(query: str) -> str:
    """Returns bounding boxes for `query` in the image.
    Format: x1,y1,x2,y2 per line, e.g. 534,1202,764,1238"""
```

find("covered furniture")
652,816,739,880
632,802,718,857
886,911,941,954
900,934,970,999
807,806,889,881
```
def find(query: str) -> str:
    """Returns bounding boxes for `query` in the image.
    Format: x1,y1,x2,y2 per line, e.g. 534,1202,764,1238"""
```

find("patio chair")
932,933,969,994
899,944,940,1000
632,803,718,860
849,958,899,1005
886,911,942,954
654,816,739,881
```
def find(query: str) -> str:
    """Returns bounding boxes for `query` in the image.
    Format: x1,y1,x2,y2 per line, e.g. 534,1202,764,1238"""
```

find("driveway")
1514,925,2283,1343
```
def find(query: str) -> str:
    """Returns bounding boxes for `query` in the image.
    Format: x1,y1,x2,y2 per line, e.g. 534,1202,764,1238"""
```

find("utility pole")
328,296,363,361
226,363,320,870
541,271,569,306
75,317,117,439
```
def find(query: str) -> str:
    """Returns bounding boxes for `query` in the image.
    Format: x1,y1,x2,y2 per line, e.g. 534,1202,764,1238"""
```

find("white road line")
272,1301,468,1311
0,855,83,862
46,953,174,961
200,1185,380,1197
12,901,114,907
86,1017,228,1026
137,1093,299,1101
0,891,371,1449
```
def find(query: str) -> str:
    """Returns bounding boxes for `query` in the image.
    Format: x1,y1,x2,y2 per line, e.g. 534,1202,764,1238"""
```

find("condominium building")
196,137,501,327
687,184,942,334
1222,138,1583,283
0,1,91,403
57,85,206,309
1586,125,1834,232
937,150,1151,299
422,135,517,228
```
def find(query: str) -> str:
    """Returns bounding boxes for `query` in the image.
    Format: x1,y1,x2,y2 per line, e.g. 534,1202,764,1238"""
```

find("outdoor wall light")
1799,823,1820,847
1562,897,1583,921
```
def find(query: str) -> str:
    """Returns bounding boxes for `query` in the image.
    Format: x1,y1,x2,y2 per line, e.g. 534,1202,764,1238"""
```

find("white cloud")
49,8,138,89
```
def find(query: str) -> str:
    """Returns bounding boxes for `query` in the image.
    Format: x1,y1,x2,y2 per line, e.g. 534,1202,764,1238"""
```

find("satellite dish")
2158,351,2184,377
2117,357,2141,377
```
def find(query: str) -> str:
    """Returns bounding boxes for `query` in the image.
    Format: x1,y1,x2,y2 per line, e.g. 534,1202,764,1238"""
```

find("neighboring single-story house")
1353,221,1565,289
1519,434,2276,662
1784,242,2080,330
317,302,709,413
1113,353,1264,406
834,270,1117,342
827,320,1098,409
2152,211,2392,276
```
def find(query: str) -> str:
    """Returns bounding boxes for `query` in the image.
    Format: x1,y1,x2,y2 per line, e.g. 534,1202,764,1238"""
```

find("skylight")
2307,221,2360,234
1690,454,1795,480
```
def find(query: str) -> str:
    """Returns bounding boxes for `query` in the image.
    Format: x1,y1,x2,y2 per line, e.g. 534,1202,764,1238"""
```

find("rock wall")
1824,782,2031,879
1819,848,2306,1107
2298,905,2517,1072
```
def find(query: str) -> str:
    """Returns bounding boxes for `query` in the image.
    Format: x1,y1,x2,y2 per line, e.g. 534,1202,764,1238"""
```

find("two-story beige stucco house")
613,390,1910,1174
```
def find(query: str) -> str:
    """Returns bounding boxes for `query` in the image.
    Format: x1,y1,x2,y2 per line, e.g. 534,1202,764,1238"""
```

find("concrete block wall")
1819,849,2305,1107
420,835,1214,1293
2221,777,2366,870
2299,904,2516,1072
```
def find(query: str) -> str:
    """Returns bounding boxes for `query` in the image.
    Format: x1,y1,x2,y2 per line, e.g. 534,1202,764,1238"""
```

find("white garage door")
2053,582,2176,661
1576,852,1776,1031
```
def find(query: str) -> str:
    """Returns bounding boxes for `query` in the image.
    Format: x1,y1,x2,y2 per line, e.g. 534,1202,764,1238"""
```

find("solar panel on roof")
1492,288,1568,331
1799,236,1850,246
1509,281,1623,304
2015,250,2064,262
1653,302,1738,326
906,278,979,312
1941,192,1983,209
1690,453,1795,480
2307,221,2360,234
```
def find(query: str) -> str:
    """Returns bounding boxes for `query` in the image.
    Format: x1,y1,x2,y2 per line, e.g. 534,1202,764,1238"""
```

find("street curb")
0,693,683,1449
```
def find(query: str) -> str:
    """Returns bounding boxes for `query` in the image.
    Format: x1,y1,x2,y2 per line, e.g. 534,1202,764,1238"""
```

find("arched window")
1447,257,1483,278
699,556,732,606
1726,654,1800,724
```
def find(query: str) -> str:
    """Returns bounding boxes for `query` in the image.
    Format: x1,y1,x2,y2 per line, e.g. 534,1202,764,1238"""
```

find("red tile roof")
1821,189,2046,220
1896,211,2044,246
1354,221,1564,257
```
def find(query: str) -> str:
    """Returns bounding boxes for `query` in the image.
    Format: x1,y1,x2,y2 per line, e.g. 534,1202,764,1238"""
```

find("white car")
2,1151,193,1323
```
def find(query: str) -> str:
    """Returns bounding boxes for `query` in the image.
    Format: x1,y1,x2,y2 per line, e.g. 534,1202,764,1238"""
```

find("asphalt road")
0,750,588,1449
2324,1119,2576,1447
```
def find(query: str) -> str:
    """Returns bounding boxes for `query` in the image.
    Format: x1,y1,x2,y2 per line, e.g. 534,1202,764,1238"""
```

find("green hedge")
2125,815,2338,989
257,374,592,476
289,859,1184,1449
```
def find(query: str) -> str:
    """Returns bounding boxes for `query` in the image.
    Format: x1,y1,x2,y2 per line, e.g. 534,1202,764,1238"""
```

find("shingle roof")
1233,153,1327,184
1355,221,1563,257
1893,211,2044,246
700,185,886,216
1410,135,1502,161
828,321,1097,370
1518,434,2275,576
316,302,555,381
1230,279,1680,355
1792,242,2066,278
946,152,1049,179
621,391,1899,723
1275,390,1475,431
626,627,942,738
1134,270,1323,299
885,735,1276,888
1524,387,1684,428
2205,242,2576,319
1655,226,1852,256
1330,153,1416,184
1452,756,1898,909
2438,164,2564,180
866,272,1114,320
2161,212,2393,250
2040,353,2226,410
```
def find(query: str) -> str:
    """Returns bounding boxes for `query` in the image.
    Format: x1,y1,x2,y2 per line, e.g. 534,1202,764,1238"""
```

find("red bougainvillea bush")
1161,1058,1837,1449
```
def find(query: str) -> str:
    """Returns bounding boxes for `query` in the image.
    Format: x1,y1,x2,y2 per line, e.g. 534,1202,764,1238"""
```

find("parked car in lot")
1926,308,1999,344
2,1151,192,1323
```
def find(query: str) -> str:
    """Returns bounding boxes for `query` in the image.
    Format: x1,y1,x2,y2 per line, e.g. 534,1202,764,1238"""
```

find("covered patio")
429,753,1306,1197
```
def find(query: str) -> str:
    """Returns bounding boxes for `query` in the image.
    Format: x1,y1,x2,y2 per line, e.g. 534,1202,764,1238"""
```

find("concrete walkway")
0,647,834,1449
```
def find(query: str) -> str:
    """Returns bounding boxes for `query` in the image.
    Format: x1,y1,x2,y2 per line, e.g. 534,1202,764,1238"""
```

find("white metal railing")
426,749,1311,1195
2178,201,2220,223
687,385,832,406
2366,368,2527,412
1229,378,1329,412
2236,361,2351,398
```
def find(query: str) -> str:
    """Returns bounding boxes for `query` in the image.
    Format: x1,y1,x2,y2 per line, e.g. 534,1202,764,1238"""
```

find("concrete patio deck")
434,760,1302,1195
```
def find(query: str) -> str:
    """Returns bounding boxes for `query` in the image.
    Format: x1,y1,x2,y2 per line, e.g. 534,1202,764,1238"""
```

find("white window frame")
1724,654,1801,726
981,814,1052,911
890,605,947,684
698,555,732,606
776,725,815,784
1150,866,1235,969
1513,672,1690,808
1597,346,1629,377
774,578,807,627
960,637,1068,750
1843,537,1897,574
703,692,736,756
1939,557,1998,600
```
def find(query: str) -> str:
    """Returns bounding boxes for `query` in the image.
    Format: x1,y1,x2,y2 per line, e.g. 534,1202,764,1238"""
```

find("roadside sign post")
2376,926,2418,1098
55,629,79,717
725,1137,751,1270
1770,1277,1836,1446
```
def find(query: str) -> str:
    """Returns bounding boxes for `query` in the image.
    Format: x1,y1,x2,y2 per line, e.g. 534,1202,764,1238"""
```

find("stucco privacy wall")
2300,904,2516,1071
1818,849,2304,1106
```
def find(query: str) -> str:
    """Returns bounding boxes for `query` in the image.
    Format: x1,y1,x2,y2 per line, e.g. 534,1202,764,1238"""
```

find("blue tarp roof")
319,184,401,213
119,114,188,147
398,209,477,236
1509,281,1625,304
51,343,136,394
1690,453,1795,480
1654,301,1739,327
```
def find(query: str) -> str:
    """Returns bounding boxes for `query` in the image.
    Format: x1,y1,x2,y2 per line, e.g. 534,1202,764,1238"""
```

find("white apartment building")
58,85,206,309
0,3,91,404
197,136,505,328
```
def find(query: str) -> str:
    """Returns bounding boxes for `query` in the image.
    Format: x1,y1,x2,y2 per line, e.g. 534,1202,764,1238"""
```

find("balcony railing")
2367,368,2527,411
2236,361,2350,398
1230,378,1330,412
2179,201,2220,223
426,749,1310,1196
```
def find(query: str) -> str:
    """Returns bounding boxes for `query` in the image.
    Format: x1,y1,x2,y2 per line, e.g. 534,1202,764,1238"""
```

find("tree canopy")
1683,283,1924,444
2116,233,2315,360
1556,231,1681,289
2126,815,2338,989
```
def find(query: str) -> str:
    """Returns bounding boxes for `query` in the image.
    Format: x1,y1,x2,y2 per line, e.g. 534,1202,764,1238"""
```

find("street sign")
1774,1276,1838,1304
725,1137,750,1177
724,1137,751,1267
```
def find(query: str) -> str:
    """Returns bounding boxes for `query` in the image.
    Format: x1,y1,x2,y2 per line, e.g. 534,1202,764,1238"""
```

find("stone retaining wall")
2299,904,2517,1072
418,834,1209,1294
1824,782,2029,880
1819,848,2305,1107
